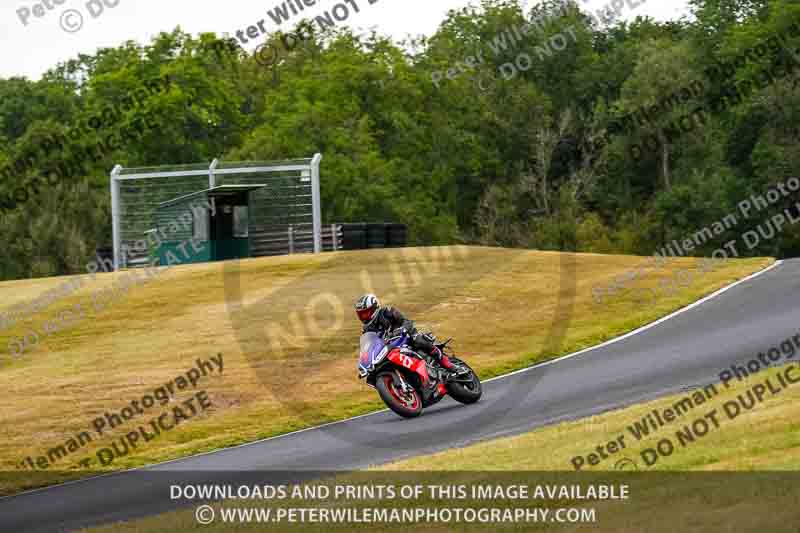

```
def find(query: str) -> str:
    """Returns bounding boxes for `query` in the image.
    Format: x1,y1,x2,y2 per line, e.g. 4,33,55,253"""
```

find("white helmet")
355,294,380,325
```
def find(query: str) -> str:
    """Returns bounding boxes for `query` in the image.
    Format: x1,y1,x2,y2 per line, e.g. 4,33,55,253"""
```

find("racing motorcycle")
357,329,482,418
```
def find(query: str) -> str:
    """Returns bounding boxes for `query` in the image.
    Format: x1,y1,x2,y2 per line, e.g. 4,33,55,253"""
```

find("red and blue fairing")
358,331,434,390
358,331,406,377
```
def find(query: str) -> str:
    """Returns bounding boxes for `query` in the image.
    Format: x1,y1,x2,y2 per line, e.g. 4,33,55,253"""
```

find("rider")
354,294,458,374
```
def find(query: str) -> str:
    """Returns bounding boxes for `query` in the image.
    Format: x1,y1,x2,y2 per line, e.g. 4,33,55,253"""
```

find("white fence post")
311,153,323,253
331,224,338,251
288,225,294,254
209,158,218,189
110,164,123,271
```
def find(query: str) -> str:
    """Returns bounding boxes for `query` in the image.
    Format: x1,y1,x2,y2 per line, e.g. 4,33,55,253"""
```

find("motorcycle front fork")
394,370,416,395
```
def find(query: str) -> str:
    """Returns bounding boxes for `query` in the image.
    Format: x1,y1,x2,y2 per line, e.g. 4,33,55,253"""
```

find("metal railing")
251,224,343,257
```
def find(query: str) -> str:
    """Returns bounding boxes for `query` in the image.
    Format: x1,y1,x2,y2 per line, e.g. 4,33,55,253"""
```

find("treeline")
0,0,799,280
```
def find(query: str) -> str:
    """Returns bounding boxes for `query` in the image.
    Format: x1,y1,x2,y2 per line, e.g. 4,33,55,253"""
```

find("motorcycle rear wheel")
445,360,482,404
376,371,423,418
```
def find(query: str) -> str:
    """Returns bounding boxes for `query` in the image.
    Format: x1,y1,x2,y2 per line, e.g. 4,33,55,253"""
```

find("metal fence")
255,224,344,256
109,155,322,270
252,223,409,255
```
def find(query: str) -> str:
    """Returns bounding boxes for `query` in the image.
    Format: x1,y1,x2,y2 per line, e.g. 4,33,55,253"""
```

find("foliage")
1,0,799,280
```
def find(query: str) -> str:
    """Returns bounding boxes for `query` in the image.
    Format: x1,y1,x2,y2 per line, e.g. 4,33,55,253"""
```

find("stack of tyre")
340,223,407,250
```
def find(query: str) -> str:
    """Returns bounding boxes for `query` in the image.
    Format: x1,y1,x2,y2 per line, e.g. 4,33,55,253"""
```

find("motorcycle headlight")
372,346,388,366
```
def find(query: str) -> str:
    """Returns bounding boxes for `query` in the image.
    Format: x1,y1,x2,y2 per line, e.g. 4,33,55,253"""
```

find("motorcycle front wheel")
375,371,423,418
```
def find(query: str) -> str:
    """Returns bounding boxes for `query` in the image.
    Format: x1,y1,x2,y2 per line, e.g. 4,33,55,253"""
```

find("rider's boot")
413,332,465,378
436,348,456,370
433,347,467,378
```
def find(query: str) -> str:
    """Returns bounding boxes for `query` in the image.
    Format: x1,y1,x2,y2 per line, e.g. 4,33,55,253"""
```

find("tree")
615,39,703,190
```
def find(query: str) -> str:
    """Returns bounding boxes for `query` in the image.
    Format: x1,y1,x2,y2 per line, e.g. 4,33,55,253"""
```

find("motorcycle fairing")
386,348,431,387
358,332,387,375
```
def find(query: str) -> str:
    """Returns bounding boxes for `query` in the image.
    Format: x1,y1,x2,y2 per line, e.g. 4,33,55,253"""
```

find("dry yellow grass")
0,247,772,497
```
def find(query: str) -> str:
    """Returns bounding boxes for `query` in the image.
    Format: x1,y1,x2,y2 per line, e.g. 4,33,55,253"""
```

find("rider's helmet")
355,294,380,325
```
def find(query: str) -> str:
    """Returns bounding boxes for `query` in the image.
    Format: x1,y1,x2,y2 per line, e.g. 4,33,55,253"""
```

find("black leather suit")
362,306,437,357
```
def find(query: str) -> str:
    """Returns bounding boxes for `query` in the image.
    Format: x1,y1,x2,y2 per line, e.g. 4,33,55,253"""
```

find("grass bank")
0,247,772,496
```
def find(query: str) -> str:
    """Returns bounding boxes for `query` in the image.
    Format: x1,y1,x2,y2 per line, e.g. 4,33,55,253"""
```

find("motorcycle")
357,329,482,418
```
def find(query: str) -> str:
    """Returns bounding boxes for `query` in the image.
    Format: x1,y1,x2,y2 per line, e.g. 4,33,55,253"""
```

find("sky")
1,0,692,80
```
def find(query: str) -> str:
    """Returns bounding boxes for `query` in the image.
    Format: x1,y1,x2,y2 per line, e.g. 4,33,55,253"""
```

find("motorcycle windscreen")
358,332,387,373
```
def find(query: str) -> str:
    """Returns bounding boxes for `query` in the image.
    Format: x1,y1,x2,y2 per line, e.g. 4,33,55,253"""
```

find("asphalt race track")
2,259,796,532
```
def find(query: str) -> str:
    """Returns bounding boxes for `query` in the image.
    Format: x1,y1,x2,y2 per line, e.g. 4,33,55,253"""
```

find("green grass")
0,247,772,497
